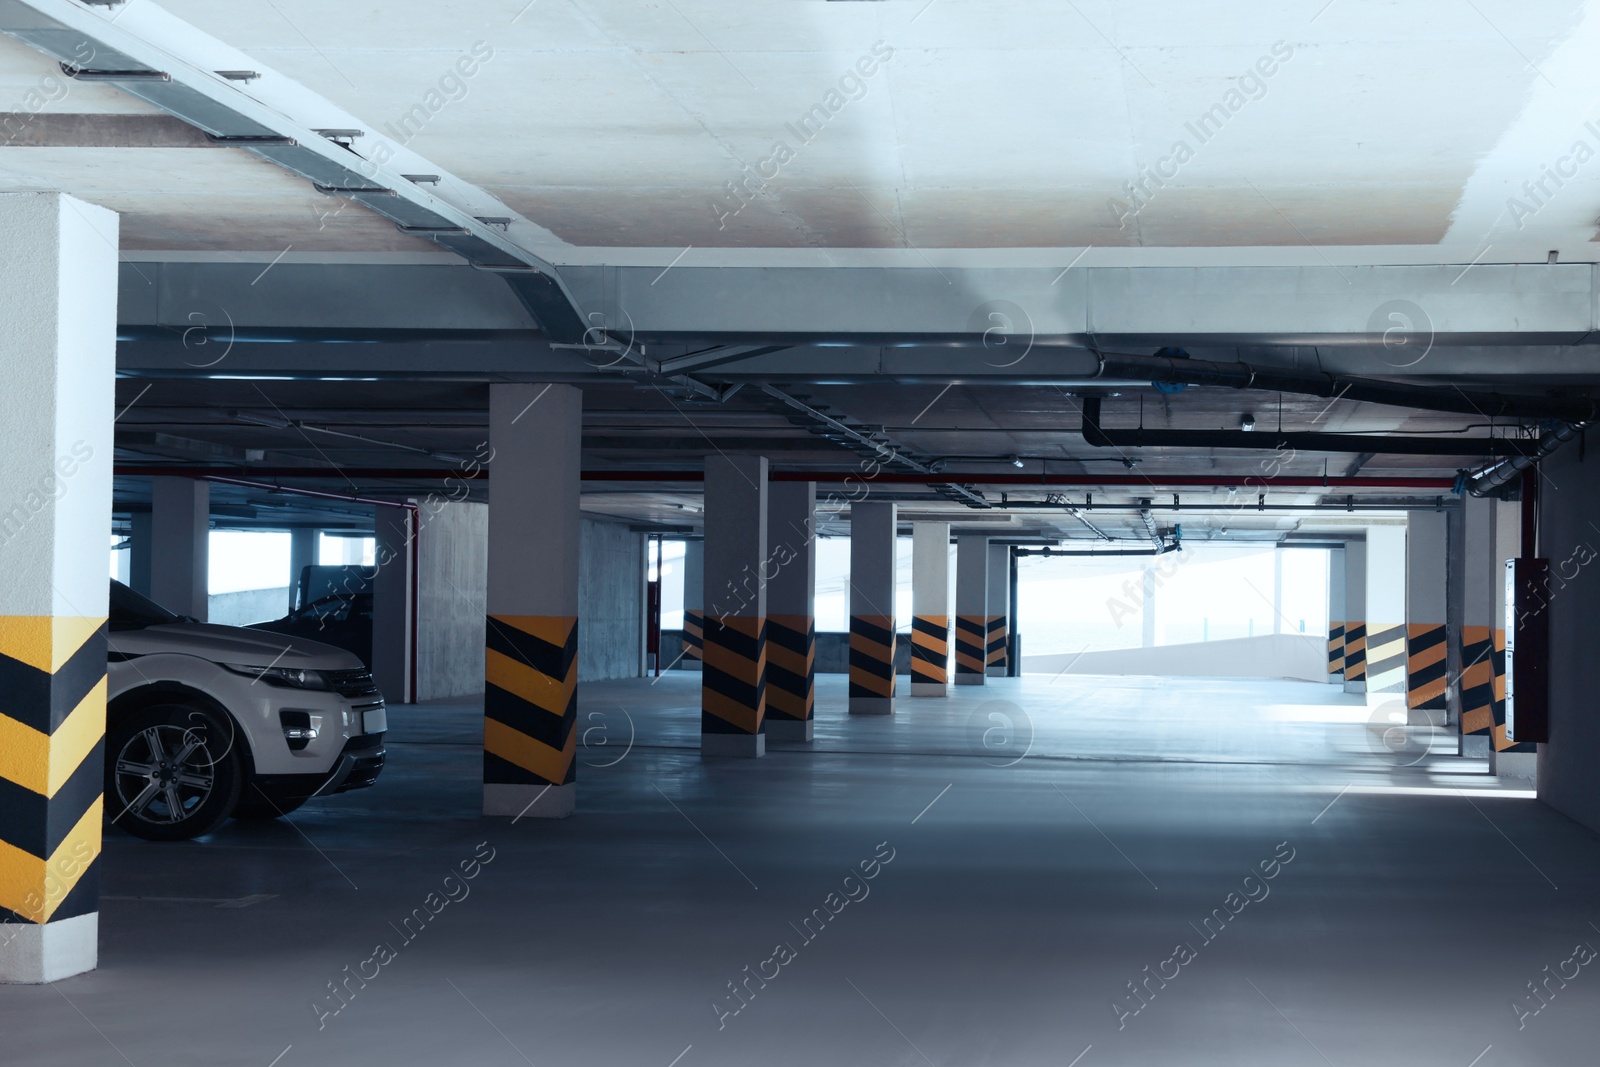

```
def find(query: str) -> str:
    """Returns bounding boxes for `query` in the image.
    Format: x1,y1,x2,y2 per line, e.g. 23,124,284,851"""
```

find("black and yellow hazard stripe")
1459,624,1495,737
765,614,813,724
849,615,896,698
0,616,106,927
910,615,949,688
1342,621,1367,681
954,615,986,677
702,616,766,735
484,615,577,788
985,615,1008,672
1327,622,1345,677
1365,623,1407,692
682,609,704,661
1406,623,1448,709
1487,627,1534,753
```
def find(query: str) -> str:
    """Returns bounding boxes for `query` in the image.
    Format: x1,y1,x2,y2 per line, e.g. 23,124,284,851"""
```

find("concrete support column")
149,477,209,620
128,511,152,596
681,540,704,667
1533,445,1600,828
985,543,1010,676
1405,512,1449,712
1343,541,1368,693
1272,549,1284,634
0,192,117,982
701,455,768,756
483,383,581,819
287,526,317,612
1459,495,1528,767
954,535,988,685
1141,566,1157,648
849,502,898,714
371,506,415,705
910,523,951,697
1327,546,1346,682
1365,526,1407,695
766,481,816,739
1490,500,1533,777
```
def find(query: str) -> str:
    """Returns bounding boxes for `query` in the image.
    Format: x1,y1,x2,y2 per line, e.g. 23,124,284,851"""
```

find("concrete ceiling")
5,0,1600,259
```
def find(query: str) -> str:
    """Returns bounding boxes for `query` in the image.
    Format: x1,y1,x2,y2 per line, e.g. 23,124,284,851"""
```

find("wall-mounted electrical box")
1505,557,1550,745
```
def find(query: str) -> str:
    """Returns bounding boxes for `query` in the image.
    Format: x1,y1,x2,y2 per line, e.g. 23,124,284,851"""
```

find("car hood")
109,623,364,669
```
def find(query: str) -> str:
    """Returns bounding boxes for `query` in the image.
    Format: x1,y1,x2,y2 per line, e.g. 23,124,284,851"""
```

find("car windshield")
109,580,183,631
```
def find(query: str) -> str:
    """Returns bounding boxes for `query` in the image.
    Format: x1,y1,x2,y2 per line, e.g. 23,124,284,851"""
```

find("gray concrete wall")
208,587,289,627
1536,447,1600,832
416,501,488,702
580,517,646,682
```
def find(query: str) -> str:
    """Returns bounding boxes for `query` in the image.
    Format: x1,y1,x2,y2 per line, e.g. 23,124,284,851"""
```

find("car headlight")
222,663,332,691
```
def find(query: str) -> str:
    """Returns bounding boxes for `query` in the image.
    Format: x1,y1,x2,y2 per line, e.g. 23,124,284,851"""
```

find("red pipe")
116,465,1456,491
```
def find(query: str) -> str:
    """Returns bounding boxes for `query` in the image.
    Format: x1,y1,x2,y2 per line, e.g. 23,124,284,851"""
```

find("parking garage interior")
6,2,1600,1064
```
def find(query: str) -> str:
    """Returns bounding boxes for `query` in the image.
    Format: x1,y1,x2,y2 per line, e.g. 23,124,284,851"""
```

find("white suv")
106,580,387,841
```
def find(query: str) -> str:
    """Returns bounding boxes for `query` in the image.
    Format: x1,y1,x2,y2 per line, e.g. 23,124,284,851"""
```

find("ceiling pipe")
1092,350,1598,422
1079,397,1543,457
1457,421,1586,497
112,464,1458,490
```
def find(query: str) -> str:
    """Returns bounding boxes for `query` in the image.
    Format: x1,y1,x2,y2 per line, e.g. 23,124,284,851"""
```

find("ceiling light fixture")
1240,414,1256,432
1011,456,1025,468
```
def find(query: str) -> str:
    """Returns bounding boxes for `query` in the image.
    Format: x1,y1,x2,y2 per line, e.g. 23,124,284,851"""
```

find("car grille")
326,668,380,699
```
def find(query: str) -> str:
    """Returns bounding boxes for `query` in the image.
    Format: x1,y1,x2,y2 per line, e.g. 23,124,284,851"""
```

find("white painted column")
986,543,1010,676
287,526,317,612
954,534,988,685
1491,499,1535,778
849,502,898,713
910,523,951,697
370,505,415,704
681,540,704,669
701,454,768,756
1141,566,1157,648
1272,548,1285,634
1327,546,1346,682
149,476,209,620
1365,526,1407,695
0,192,117,983
1405,512,1449,712
483,383,581,818
1343,540,1368,694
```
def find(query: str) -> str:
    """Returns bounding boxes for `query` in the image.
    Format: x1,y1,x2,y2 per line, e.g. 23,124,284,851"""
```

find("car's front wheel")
105,703,243,841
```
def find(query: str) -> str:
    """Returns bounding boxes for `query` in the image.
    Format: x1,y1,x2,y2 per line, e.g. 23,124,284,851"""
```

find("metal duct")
1093,351,1597,423
1458,422,1586,497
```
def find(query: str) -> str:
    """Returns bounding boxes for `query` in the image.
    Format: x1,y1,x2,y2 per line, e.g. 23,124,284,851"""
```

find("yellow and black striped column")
910,522,951,697
1343,621,1367,684
0,619,108,974
702,454,769,755
765,481,815,741
0,191,117,982
1365,623,1407,694
766,615,814,737
955,616,988,681
1406,624,1448,709
702,616,767,750
1327,622,1345,678
911,616,950,693
849,502,898,714
850,615,897,713
484,383,581,818
955,534,989,685
484,614,577,796
985,616,1009,675
1458,624,1496,740
683,609,705,661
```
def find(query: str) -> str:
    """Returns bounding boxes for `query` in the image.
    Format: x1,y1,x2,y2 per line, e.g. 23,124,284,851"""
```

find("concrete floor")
4,673,1596,1066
